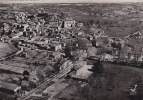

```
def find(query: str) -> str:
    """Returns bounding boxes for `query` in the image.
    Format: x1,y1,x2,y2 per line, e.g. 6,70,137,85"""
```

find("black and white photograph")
0,0,143,100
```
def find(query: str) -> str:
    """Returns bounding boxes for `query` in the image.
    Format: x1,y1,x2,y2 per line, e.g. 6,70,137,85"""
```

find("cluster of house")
0,71,39,98
0,8,84,61
97,30,143,63
0,6,143,98
0,8,86,97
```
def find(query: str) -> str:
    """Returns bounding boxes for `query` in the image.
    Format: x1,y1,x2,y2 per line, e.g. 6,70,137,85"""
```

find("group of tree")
89,60,104,75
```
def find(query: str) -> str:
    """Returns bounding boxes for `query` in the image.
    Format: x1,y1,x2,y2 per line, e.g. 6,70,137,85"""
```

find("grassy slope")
0,42,17,58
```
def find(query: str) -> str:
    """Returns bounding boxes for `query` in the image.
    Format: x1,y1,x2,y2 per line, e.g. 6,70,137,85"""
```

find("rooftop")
0,63,27,74
73,65,93,79
0,81,18,91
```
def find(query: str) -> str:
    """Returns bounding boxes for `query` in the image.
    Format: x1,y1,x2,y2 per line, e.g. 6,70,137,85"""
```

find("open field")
0,42,17,58
57,63,143,100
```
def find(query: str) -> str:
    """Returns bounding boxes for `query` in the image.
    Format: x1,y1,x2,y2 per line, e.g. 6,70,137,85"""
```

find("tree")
89,60,104,74
36,70,44,82
60,13,65,19
65,46,72,58
23,70,30,76
89,19,95,25
77,38,88,50
96,20,100,24
111,42,121,50
104,20,109,30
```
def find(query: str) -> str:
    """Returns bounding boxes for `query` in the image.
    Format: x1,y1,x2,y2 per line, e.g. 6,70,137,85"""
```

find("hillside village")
0,3,143,100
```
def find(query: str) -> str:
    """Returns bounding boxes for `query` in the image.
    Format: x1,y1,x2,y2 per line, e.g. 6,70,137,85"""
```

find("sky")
0,0,143,3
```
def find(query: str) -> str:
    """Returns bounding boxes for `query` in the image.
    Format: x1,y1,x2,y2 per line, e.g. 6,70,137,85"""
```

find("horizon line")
1,0,143,4
1,2,143,4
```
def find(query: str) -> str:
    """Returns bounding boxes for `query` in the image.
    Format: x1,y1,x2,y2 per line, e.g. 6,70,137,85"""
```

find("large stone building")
61,18,76,28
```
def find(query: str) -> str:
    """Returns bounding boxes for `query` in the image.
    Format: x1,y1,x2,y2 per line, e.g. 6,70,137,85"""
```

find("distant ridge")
0,3,143,4
0,0,143,4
